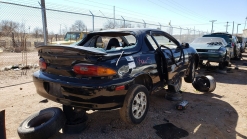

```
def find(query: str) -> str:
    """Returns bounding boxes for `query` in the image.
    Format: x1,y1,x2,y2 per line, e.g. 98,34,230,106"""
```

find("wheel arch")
132,73,153,92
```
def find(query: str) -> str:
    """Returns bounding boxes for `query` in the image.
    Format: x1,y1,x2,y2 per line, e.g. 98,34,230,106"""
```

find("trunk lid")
190,43,222,50
37,45,107,77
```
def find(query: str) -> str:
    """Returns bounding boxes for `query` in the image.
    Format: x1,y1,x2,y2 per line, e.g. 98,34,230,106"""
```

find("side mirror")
181,43,189,48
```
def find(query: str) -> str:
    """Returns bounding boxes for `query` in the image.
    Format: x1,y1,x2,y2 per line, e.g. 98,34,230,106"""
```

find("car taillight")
39,58,47,70
232,43,234,47
73,64,116,76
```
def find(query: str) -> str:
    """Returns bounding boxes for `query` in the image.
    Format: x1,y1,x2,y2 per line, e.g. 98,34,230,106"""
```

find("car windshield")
191,37,227,45
64,32,81,41
79,33,137,52
146,34,177,49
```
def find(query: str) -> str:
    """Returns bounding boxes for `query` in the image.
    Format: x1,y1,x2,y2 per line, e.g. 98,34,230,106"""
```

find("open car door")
149,31,187,86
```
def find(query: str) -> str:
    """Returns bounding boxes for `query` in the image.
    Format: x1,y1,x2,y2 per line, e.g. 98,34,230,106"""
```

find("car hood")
190,43,221,50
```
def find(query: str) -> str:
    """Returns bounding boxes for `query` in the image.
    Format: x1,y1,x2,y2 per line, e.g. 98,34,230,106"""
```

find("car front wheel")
119,84,149,124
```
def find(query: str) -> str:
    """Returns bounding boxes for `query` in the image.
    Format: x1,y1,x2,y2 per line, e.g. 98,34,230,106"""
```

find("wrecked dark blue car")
33,29,199,124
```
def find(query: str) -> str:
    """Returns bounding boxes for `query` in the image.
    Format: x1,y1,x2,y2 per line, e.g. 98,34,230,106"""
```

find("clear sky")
1,0,247,34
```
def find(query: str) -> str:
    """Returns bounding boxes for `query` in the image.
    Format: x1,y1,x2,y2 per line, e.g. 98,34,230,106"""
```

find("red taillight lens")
73,64,116,76
232,43,234,47
39,58,47,70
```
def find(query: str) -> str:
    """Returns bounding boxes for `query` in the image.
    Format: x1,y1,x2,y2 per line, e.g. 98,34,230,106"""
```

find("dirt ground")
0,53,247,139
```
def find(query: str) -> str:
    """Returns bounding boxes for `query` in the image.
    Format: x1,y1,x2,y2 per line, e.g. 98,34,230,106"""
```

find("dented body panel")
33,28,199,110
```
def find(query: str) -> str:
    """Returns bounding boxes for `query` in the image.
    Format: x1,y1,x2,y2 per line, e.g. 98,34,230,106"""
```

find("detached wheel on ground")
17,107,66,139
119,84,149,124
192,75,216,93
184,58,196,83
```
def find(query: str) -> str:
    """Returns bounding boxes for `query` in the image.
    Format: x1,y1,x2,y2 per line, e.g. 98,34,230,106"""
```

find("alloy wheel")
132,92,147,119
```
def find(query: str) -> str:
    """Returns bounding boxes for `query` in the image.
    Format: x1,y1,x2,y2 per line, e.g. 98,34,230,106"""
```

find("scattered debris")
164,111,171,114
176,100,189,110
39,99,48,103
216,69,227,74
20,88,22,90
1,64,39,71
163,118,169,122
226,129,231,133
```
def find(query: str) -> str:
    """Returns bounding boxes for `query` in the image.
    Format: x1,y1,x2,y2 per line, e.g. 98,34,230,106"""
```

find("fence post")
186,28,190,42
89,11,94,31
158,22,161,30
142,20,146,28
121,16,125,28
39,0,48,45
179,26,182,41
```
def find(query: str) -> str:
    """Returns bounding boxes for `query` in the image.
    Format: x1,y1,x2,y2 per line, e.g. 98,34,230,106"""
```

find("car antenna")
116,51,124,66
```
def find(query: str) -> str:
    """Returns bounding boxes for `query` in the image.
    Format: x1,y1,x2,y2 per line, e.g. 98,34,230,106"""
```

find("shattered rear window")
81,33,137,52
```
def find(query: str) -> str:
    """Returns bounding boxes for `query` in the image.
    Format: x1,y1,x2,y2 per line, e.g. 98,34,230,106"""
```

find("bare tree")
70,20,86,31
1,20,19,36
62,25,68,35
33,27,43,38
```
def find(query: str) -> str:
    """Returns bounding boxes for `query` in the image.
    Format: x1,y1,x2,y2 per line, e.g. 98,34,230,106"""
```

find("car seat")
106,38,120,50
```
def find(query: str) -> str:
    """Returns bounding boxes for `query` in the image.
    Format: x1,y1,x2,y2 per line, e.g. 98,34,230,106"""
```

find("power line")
157,0,208,21
147,0,206,24
165,0,211,20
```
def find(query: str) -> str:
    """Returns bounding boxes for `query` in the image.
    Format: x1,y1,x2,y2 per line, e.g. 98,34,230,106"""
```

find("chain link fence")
0,1,209,69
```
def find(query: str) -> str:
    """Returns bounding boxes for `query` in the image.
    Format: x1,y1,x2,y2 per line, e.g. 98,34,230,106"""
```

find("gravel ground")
0,53,247,139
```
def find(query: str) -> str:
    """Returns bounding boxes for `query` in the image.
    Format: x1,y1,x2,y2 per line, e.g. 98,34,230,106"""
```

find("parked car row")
190,32,244,69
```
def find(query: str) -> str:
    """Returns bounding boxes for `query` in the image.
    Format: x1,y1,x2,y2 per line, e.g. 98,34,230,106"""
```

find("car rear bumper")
33,70,134,110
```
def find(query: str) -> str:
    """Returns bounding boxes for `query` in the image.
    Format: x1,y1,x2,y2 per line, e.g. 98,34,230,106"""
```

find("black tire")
184,58,195,83
17,107,66,139
119,84,149,124
62,105,88,134
192,75,216,93
218,62,226,70
235,51,242,60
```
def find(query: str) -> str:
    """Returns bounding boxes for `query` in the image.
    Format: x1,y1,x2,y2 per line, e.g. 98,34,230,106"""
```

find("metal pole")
179,26,182,41
244,17,247,29
186,28,189,42
60,24,61,35
232,21,234,35
194,26,195,38
225,21,230,33
113,6,115,28
237,24,241,35
121,16,125,28
209,20,217,33
89,11,94,31
142,20,146,28
158,22,161,30
39,0,48,45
